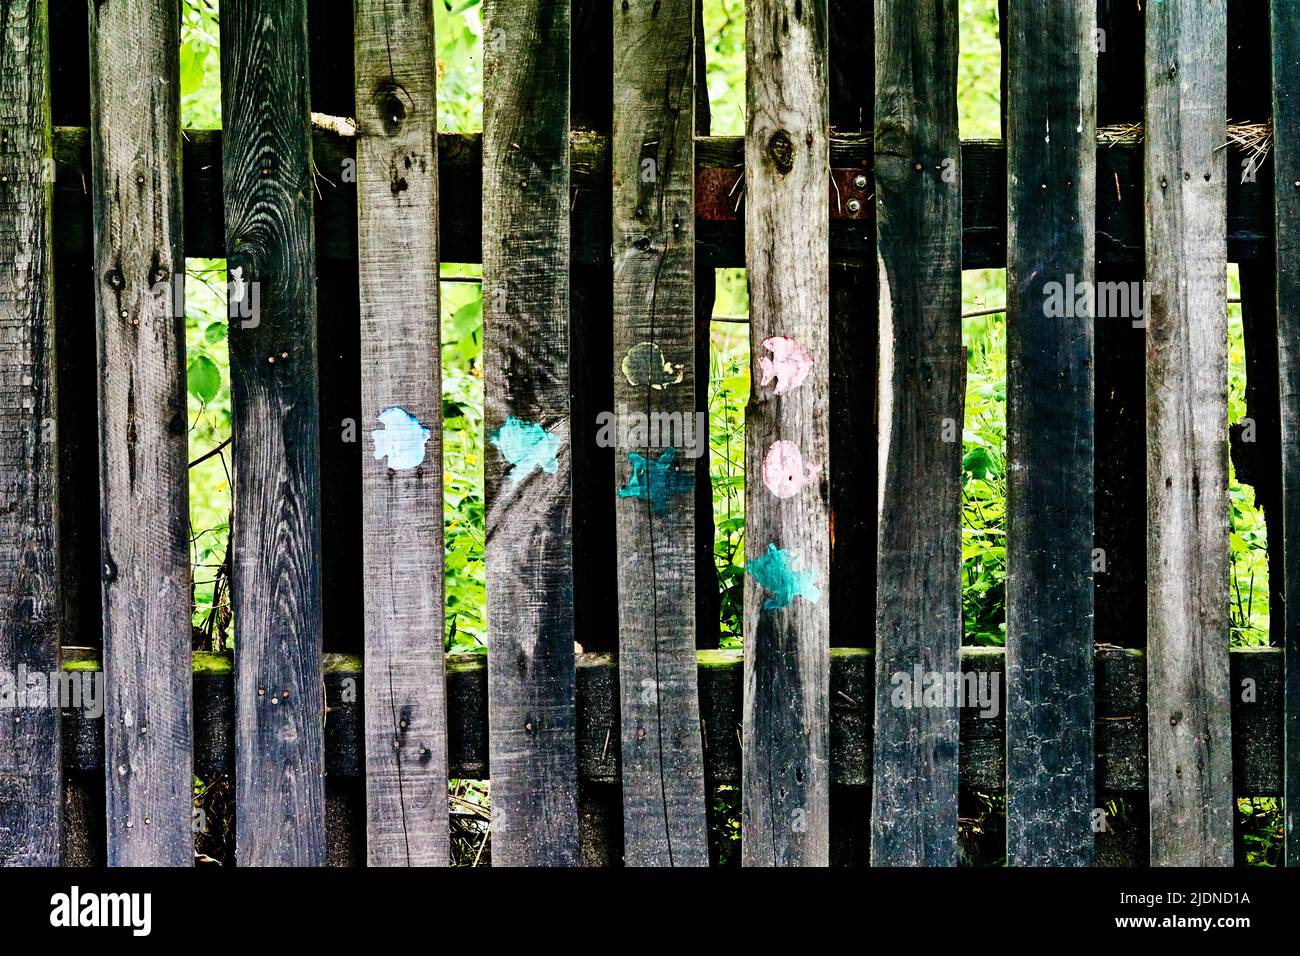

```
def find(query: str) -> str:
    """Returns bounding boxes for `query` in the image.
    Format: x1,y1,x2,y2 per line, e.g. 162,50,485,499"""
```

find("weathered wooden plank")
742,0,831,867
1272,0,1300,868
87,0,193,866
1003,0,1098,866
0,0,62,866
1144,0,1233,866
481,0,579,866
611,0,709,866
353,0,448,867
870,0,963,867
220,0,326,866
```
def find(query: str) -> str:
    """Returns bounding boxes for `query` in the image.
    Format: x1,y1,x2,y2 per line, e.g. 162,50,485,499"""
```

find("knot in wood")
375,83,408,136
766,130,795,175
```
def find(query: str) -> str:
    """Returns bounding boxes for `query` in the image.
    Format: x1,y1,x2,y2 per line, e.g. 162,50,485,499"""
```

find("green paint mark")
617,448,693,514
747,543,821,610
490,415,561,481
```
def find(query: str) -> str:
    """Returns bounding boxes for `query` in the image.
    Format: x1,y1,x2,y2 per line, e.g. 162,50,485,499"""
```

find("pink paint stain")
762,440,821,499
759,336,814,395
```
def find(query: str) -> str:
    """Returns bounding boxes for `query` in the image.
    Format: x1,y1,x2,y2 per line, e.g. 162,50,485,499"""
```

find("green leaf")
179,41,208,97
187,353,221,404
204,320,227,344
962,446,994,480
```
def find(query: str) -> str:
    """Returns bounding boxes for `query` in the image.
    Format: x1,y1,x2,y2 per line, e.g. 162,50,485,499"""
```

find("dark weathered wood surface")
0,0,62,866
221,0,326,866
611,0,708,866
1091,3,1146,656
1272,0,1300,868
1144,0,1233,867
1004,0,1098,866
481,0,579,866
354,0,448,867
87,0,193,866
742,0,831,867
870,0,962,867
309,0,364,659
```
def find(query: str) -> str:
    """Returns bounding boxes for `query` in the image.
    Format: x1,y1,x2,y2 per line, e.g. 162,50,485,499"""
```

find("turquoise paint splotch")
747,543,821,610
618,448,694,514
372,406,430,470
490,415,561,481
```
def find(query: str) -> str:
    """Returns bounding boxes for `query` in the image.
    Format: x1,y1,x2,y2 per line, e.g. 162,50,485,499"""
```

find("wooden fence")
0,0,1296,867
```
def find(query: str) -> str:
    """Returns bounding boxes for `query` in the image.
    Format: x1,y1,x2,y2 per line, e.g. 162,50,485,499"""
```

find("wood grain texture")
741,0,830,867
87,0,193,866
1271,0,1300,868
612,0,709,867
1144,0,1232,866
220,0,326,866
0,0,62,866
481,0,579,866
870,0,962,867
1004,0,1098,866
354,0,449,867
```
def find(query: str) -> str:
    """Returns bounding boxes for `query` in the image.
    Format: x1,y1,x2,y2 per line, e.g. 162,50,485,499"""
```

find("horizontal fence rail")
1,0,1294,868
46,129,1275,267
52,646,1286,795
51,643,1289,867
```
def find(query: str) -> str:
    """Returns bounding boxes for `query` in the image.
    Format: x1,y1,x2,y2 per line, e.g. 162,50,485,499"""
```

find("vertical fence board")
0,0,61,866
1144,0,1232,866
48,0,99,656
88,0,193,866
310,0,364,660
828,0,876,658
1272,0,1300,868
691,0,720,653
742,0,830,867
1005,0,1098,865
482,0,579,866
570,0,619,665
354,0,449,867
612,0,709,867
870,0,962,867
221,0,326,866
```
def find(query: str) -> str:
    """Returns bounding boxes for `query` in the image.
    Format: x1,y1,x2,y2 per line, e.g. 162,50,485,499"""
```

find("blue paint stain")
372,406,430,470
746,543,822,610
618,448,694,514
490,416,561,481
